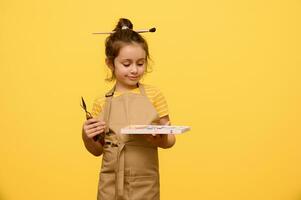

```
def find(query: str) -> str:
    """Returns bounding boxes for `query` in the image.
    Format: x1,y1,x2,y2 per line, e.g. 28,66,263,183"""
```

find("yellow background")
1,0,300,199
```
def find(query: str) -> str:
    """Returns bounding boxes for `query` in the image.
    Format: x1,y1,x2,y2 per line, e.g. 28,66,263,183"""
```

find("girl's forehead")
117,43,146,60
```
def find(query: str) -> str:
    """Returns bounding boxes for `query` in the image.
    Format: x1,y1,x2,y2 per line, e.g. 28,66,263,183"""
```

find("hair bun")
113,18,133,31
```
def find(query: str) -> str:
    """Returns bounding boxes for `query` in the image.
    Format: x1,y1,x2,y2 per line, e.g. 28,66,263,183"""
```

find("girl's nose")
130,65,138,73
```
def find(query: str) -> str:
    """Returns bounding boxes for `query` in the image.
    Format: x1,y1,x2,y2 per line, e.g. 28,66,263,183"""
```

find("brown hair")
105,18,151,81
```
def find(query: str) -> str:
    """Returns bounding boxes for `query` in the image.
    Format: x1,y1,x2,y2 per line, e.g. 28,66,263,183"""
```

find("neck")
115,82,139,93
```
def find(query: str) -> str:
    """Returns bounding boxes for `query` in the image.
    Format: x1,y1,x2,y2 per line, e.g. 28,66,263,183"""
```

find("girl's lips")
128,76,139,80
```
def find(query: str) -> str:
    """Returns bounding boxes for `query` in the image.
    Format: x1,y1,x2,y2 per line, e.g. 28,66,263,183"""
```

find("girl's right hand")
82,118,106,140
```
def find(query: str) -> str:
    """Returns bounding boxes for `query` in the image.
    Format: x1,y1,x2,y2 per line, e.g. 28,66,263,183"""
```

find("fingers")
84,118,106,126
86,125,105,134
88,129,105,138
86,121,105,130
143,134,161,142
85,127,106,139
83,118,106,139
143,134,155,143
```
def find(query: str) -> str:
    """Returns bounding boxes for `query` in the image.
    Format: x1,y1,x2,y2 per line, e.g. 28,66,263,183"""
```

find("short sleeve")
91,97,105,117
152,89,169,118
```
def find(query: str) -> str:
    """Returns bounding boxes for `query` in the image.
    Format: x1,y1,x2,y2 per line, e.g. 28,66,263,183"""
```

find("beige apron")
97,83,161,200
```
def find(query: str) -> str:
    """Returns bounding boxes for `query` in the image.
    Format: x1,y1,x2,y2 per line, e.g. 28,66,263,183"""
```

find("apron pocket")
127,175,159,200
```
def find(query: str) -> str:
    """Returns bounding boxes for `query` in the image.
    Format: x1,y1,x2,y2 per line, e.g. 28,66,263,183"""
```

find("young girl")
82,18,176,200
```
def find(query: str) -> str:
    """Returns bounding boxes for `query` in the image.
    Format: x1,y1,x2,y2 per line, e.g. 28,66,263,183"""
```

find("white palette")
121,125,190,134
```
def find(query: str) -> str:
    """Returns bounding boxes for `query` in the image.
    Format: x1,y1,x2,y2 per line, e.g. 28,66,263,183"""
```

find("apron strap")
103,85,126,198
116,144,125,198
103,86,115,134
105,85,115,97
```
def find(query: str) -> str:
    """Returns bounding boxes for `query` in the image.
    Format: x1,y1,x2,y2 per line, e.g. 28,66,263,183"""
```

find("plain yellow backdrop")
1,0,300,199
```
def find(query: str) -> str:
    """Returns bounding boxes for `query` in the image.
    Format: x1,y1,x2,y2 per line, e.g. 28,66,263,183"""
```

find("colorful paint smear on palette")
121,125,190,134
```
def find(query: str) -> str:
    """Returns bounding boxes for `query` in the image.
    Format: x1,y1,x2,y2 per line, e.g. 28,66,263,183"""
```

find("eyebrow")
120,58,146,62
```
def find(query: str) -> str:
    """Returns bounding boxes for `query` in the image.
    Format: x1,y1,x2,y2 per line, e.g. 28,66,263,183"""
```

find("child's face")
112,43,146,89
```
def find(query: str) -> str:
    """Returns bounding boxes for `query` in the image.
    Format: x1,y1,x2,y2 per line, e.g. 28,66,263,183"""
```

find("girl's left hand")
143,121,174,148
144,134,168,148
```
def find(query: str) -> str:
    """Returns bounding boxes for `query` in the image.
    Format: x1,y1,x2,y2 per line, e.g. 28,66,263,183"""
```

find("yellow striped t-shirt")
91,84,169,118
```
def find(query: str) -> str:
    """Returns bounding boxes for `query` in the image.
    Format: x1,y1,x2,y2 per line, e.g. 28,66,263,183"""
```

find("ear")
105,58,114,71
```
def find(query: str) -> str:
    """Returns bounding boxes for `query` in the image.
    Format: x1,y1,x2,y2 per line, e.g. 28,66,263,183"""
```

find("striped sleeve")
144,85,169,118
91,97,105,117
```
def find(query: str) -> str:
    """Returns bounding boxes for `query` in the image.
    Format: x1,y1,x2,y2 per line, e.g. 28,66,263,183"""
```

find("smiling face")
108,43,147,91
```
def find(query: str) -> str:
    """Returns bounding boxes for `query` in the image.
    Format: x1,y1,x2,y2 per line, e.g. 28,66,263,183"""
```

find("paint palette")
121,125,190,134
